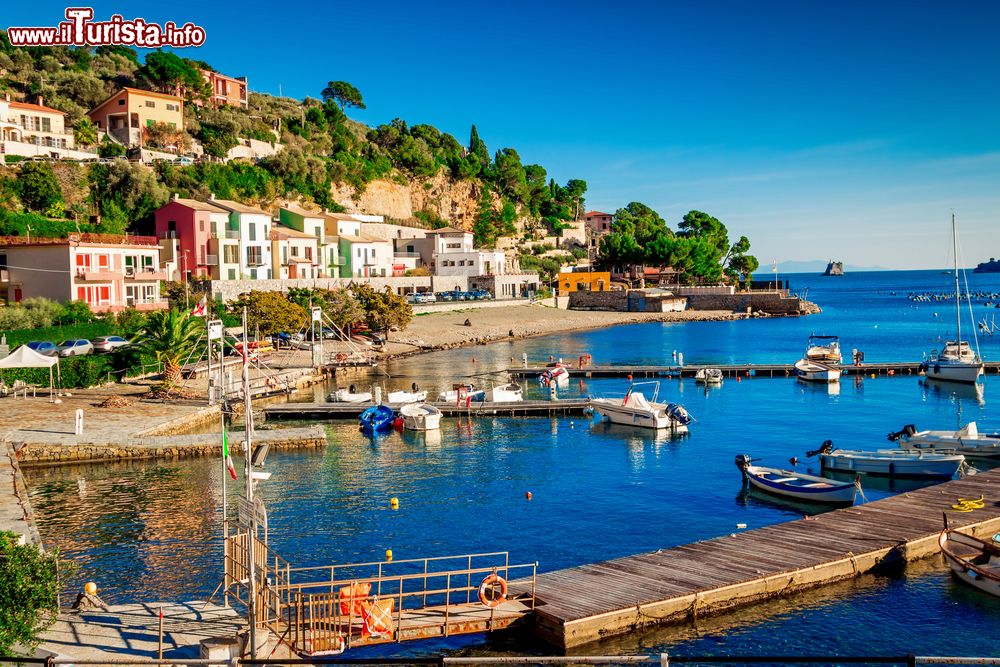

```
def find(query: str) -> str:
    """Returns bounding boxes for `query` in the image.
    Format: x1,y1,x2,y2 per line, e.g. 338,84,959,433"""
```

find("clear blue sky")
7,1,1000,268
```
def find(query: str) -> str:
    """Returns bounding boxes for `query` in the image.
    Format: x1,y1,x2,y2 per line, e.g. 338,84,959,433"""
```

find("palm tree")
133,309,204,387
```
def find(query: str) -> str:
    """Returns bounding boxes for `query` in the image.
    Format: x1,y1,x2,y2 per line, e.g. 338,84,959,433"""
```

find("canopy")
0,345,59,368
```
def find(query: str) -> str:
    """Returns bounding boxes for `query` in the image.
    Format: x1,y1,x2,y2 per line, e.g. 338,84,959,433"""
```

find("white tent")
0,345,59,398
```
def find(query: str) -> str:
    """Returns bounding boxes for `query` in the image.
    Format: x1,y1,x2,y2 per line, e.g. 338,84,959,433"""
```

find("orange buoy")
737,376,742,382
627,374,633,382
525,491,532,500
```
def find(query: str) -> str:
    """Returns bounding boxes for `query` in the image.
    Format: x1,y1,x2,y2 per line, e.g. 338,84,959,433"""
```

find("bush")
57,300,93,324
0,531,71,655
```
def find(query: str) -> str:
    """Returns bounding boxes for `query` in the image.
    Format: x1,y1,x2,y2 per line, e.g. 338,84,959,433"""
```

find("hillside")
0,32,586,247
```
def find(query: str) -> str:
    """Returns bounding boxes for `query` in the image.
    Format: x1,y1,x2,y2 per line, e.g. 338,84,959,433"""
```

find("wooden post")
157,606,163,659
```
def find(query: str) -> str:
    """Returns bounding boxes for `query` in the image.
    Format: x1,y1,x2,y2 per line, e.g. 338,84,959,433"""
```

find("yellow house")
558,270,610,294
88,87,184,148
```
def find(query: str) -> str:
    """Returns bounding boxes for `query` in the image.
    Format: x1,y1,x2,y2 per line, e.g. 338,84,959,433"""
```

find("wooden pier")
510,469,1000,649
509,361,1000,380
265,399,593,420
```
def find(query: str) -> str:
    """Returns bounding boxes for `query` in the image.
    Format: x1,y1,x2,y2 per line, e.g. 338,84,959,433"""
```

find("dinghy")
694,368,724,385
400,403,442,431
487,382,524,402
735,454,859,504
939,526,1000,597
437,383,486,403
889,422,1000,458
538,363,570,387
813,440,965,478
359,404,395,434
591,381,691,432
387,389,427,404
329,385,373,403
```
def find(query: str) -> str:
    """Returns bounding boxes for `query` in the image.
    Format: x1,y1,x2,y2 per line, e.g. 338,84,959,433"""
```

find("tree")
98,137,126,158
349,284,412,338
133,308,204,386
227,291,307,337
88,160,170,233
468,124,490,174
0,531,71,655
473,185,498,248
323,288,364,332
73,118,98,147
15,162,63,216
321,81,365,112
138,51,208,98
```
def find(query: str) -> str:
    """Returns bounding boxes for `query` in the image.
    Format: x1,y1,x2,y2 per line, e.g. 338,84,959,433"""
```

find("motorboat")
805,335,842,364
539,363,570,387
889,422,1000,458
921,214,984,384
487,382,524,402
735,454,858,504
794,358,841,383
359,404,395,434
400,403,442,431
329,385,373,403
939,527,1000,597
387,386,427,404
812,440,965,478
437,383,486,403
694,368,724,385
591,381,691,432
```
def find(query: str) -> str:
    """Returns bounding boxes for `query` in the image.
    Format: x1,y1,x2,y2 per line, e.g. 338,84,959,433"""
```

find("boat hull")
400,404,442,431
591,400,688,433
359,405,395,434
387,390,427,404
795,359,841,383
924,361,984,384
743,465,857,504
939,529,1000,597
820,450,963,478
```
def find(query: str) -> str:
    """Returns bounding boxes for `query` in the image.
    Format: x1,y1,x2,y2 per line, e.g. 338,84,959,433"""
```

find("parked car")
25,341,58,357
422,292,437,303
92,336,131,353
406,293,422,305
57,339,94,357
435,291,453,302
449,291,467,301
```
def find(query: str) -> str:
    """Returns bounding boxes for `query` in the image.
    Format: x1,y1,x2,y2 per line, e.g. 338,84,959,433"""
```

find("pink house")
154,195,230,279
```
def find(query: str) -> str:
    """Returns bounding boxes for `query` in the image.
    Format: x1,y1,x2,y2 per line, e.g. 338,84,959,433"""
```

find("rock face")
331,172,497,231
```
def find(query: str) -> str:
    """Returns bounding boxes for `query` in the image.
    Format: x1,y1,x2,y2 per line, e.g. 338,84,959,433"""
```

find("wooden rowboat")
736,454,858,504
939,527,1000,597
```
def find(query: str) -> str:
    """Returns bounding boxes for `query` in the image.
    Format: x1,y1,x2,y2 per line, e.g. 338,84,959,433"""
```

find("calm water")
25,270,1000,657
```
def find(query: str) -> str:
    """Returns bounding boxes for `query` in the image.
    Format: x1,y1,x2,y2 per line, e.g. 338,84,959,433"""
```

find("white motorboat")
806,335,842,364
794,358,841,383
400,403,442,431
939,527,1000,598
736,455,859,504
813,440,965,478
437,383,486,403
328,385,373,403
889,422,1000,458
539,363,570,387
487,382,524,402
921,214,984,384
591,381,691,432
387,389,427,404
694,368,723,385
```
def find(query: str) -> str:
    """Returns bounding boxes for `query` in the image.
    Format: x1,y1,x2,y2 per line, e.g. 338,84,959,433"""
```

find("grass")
4,322,114,347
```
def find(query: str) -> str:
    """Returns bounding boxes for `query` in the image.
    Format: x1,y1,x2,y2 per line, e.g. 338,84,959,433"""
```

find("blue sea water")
24,270,1000,658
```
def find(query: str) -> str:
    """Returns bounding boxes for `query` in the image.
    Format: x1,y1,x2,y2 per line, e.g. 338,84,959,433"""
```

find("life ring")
336,353,348,362
478,574,507,608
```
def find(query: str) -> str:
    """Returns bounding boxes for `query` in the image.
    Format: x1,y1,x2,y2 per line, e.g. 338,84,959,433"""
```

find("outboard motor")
666,403,692,425
887,424,917,442
734,454,753,479
806,439,835,457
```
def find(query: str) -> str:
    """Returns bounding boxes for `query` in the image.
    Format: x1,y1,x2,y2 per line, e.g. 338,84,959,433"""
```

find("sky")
5,1,1000,269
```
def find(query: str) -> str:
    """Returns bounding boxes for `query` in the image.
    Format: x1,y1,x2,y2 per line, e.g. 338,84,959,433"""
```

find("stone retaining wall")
568,291,629,311
686,292,818,315
0,442,42,546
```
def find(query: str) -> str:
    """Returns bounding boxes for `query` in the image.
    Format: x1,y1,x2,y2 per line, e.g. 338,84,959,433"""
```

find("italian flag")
222,426,237,480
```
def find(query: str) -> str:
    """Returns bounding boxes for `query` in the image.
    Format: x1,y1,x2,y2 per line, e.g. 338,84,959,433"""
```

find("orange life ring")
335,353,348,362
478,574,507,608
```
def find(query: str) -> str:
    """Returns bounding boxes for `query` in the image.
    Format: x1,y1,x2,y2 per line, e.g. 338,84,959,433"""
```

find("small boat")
400,403,442,431
437,383,486,403
921,214,985,384
387,389,427,404
939,527,1000,597
794,358,841,383
359,404,395,434
735,454,859,504
694,368,724,385
538,363,570,387
806,335,842,364
591,381,691,432
889,422,1000,458
812,440,965,478
487,382,524,402
329,385,373,403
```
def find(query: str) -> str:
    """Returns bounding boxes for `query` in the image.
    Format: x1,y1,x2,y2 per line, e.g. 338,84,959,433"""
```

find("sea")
24,269,1000,658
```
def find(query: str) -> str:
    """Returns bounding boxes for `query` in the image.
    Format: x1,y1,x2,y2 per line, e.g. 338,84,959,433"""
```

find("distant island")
973,258,1000,273
823,260,844,276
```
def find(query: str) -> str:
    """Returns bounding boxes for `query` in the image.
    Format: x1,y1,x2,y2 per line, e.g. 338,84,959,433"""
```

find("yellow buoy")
870,374,876,379
84,582,98,595
389,497,399,509
385,549,393,561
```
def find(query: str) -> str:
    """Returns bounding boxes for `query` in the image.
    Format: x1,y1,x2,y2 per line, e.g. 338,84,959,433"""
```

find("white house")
211,198,273,279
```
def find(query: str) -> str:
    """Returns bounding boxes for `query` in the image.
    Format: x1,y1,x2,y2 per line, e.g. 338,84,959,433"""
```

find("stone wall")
686,292,819,315
568,290,629,311
674,285,736,296
0,442,42,546
203,276,433,301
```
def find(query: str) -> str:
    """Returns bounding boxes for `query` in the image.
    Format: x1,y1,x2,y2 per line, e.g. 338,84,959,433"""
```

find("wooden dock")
510,469,1000,649
509,361,1000,379
265,399,593,420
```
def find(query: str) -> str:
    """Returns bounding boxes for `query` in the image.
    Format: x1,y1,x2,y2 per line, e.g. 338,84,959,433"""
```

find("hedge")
0,348,161,389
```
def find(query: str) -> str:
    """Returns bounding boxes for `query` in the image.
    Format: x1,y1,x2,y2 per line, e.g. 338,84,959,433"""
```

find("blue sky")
7,1,1000,268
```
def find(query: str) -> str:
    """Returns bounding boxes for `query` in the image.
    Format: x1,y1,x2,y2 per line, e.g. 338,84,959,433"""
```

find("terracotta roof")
211,199,271,216
88,87,183,118
280,203,325,218
271,225,318,239
169,197,227,213
426,226,468,235
585,211,612,218
340,233,387,244
8,101,66,115
324,212,360,221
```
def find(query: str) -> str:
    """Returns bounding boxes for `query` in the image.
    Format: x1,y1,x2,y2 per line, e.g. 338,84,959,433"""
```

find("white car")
57,339,94,357
92,336,130,353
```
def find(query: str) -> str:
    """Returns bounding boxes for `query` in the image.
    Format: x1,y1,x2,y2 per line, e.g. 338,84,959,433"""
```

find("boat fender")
478,574,507,608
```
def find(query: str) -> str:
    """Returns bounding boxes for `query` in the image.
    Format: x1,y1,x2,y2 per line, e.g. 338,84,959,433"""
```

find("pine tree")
469,125,491,174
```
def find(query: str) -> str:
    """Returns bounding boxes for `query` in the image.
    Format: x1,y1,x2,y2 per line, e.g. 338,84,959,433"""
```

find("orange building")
88,88,183,148
202,70,248,108
557,270,610,294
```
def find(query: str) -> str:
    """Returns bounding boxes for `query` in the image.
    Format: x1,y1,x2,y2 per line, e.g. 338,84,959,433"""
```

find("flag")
623,384,633,406
190,296,207,317
222,425,237,480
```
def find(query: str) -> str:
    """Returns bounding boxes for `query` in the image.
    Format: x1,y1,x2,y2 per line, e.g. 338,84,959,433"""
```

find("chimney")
36,95,43,107
172,192,179,201
3,93,9,102
208,192,216,201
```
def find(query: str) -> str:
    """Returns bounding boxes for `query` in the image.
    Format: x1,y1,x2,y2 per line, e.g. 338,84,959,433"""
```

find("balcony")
394,252,421,259
76,269,118,281
206,255,219,265
212,230,240,239
125,267,169,281
246,257,266,267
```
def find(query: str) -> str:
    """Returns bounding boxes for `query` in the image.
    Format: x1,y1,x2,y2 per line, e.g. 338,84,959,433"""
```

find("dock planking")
512,469,1000,648
508,361,1000,379
265,399,592,420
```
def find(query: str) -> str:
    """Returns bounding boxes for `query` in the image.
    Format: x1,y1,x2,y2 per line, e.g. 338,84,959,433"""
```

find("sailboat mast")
952,212,961,344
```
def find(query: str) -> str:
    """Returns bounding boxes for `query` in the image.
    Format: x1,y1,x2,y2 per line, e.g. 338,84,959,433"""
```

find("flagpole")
242,306,257,660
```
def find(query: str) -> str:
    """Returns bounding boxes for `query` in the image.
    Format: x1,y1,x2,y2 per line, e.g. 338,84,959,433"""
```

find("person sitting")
464,318,472,327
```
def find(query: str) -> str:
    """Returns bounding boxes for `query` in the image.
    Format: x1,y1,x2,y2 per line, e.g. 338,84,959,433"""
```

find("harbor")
508,361,1000,379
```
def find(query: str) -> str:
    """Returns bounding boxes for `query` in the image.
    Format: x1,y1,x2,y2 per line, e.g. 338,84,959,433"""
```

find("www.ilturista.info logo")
7,8,206,47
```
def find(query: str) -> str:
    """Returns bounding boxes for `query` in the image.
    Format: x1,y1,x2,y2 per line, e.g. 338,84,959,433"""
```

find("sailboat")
922,214,984,384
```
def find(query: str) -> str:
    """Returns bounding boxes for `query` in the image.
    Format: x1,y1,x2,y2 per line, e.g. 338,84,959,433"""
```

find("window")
166,104,178,112
118,99,125,106
224,245,239,263
78,285,112,306
305,247,313,260
145,101,155,108
199,220,205,232
248,223,256,241
290,246,298,257
75,253,91,271
228,268,236,280
96,254,110,270
283,246,288,263
246,246,262,266
41,117,51,132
